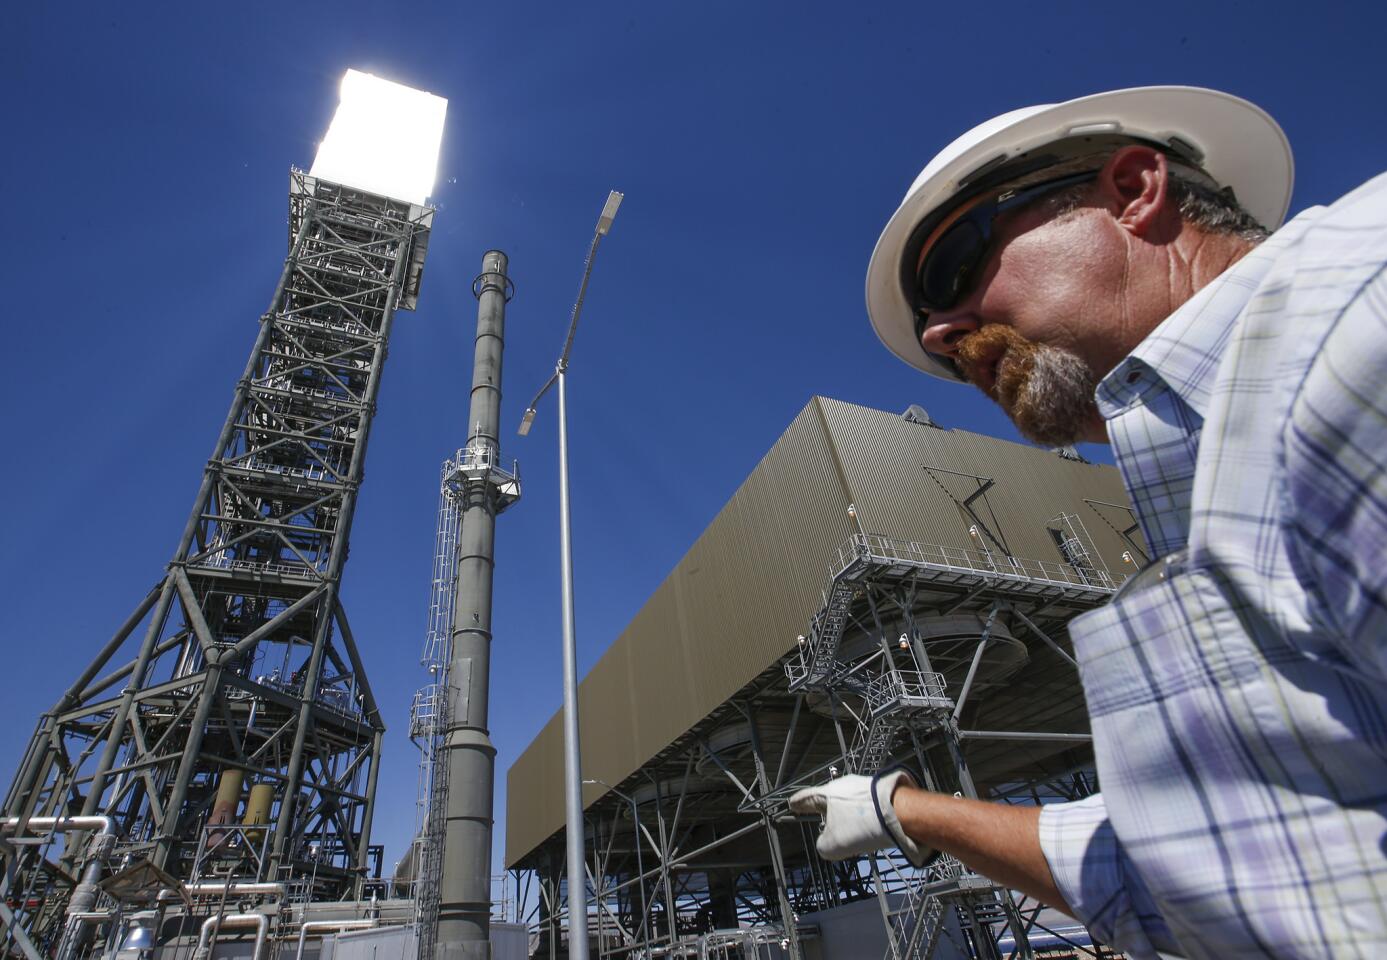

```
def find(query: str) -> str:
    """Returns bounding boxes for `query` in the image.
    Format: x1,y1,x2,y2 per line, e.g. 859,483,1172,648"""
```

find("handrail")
789,532,1120,689
835,533,1119,592
864,670,949,716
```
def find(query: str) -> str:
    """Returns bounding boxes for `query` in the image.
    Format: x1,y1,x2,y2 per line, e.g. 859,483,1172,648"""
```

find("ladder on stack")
411,453,464,959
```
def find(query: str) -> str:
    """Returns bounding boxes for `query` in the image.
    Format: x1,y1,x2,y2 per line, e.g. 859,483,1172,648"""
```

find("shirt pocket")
1064,562,1289,943
1067,554,1264,722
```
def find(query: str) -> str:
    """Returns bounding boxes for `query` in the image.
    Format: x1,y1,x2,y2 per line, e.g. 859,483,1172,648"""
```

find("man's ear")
1095,146,1172,239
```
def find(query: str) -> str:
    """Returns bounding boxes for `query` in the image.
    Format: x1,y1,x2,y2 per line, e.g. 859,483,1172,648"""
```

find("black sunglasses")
911,169,1100,344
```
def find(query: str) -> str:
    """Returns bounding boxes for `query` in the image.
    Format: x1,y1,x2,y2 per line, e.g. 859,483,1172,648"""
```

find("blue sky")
4,1,1386,882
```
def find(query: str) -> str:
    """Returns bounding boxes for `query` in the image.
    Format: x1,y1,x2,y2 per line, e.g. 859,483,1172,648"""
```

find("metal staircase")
888,868,946,960
850,670,952,773
854,716,902,775
781,531,1110,959
884,865,1028,960
789,578,858,689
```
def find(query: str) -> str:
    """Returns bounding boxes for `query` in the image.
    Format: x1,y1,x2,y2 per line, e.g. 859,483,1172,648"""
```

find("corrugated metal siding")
505,708,563,867
507,400,857,865
506,397,1140,866
625,582,697,769
818,398,1133,573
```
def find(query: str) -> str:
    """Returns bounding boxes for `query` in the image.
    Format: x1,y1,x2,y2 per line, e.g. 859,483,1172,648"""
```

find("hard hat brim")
866,86,1294,380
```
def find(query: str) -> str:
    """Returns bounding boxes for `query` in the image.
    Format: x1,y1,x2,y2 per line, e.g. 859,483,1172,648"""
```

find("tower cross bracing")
2,171,433,954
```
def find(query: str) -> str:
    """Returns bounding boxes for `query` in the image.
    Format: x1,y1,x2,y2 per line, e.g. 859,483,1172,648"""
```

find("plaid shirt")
1038,171,1387,959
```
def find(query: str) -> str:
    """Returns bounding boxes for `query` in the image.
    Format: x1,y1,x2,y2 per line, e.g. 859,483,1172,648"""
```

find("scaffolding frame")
1,172,432,956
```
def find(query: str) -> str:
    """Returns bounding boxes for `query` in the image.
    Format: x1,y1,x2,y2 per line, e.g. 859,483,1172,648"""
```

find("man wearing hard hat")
791,87,1387,957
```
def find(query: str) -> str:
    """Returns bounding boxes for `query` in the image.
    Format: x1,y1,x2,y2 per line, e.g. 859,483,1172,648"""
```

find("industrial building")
506,396,1143,959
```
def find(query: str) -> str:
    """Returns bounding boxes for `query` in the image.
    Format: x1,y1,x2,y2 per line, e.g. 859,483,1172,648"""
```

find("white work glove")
789,769,935,868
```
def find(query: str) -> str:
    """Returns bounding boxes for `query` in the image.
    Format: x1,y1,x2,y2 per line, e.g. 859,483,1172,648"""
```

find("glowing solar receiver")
311,69,447,205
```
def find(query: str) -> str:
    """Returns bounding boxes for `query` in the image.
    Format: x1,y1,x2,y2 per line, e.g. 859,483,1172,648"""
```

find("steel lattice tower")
2,171,434,952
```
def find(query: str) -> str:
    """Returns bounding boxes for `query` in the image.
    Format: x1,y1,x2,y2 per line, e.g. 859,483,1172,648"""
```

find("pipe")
158,882,285,901
1,815,115,835
957,730,1093,742
194,913,269,960
243,783,275,844
207,770,245,848
294,919,377,960
5,817,118,960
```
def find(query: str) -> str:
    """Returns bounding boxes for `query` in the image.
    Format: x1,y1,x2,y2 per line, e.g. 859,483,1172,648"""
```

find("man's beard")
955,324,1098,447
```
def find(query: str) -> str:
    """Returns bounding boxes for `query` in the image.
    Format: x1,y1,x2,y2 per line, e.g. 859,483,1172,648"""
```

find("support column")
744,706,801,960
706,870,738,931
355,729,385,897
649,779,679,947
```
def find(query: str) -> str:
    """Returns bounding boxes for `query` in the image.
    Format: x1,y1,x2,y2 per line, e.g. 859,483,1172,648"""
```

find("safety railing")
241,456,337,484
449,443,521,486
833,533,1119,592
409,684,446,740
863,669,949,718
197,553,321,578
928,853,966,883
784,659,809,687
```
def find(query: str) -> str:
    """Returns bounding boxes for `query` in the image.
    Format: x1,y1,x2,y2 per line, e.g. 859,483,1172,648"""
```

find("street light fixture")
518,190,624,960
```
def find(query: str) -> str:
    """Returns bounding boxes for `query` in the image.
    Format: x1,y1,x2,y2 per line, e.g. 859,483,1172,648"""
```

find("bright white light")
310,69,447,205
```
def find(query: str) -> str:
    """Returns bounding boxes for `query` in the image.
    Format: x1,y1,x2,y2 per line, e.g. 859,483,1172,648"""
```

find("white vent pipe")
294,920,378,960
194,913,269,960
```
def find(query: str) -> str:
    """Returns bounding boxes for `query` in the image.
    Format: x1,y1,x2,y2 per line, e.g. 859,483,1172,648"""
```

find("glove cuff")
871,768,937,868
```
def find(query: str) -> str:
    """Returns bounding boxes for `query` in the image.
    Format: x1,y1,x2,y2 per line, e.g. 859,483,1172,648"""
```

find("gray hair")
1048,164,1269,242
1166,174,1270,242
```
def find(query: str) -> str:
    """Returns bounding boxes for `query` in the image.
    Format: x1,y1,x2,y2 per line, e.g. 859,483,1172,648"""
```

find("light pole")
584,779,650,958
518,190,624,960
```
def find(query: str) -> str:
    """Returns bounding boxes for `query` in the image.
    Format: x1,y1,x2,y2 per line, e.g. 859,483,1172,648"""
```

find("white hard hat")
866,86,1294,380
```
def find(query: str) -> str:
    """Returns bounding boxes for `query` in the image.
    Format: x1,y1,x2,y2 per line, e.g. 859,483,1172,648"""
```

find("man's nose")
920,313,980,357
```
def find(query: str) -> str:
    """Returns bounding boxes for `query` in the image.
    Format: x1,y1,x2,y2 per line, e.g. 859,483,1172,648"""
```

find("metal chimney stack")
436,251,520,958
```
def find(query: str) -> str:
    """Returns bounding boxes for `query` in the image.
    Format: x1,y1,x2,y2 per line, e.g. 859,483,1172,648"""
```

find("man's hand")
789,770,936,867
791,772,1074,915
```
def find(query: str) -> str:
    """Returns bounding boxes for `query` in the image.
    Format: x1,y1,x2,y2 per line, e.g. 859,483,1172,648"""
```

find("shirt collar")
1095,209,1320,422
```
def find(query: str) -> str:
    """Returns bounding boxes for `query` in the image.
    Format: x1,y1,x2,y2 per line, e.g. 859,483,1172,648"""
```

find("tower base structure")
1,172,434,959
